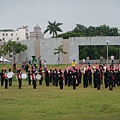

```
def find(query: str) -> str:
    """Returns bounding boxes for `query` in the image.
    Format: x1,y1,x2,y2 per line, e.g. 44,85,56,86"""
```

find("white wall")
40,38,62,64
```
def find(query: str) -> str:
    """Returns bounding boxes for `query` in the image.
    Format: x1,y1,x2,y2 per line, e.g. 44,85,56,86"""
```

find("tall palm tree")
44,20,63,37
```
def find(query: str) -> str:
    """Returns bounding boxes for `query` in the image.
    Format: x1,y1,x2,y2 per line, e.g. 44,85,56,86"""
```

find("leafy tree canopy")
1,40,27,61
56,24,119,39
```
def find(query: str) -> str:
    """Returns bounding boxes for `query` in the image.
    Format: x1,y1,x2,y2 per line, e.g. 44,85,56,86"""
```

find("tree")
56,24,119,38
44,20,63,37
0,44,6,57
54,45,67,64
3,40,27,62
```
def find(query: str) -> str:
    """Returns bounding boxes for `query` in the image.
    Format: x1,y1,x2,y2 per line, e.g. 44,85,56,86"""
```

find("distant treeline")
79,45,120,60
56,24,119,39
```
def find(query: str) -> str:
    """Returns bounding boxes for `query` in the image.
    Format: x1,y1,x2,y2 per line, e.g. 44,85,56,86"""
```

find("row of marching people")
42,68,82,90
26,67,82,90
1,64,120,90
0,68,14,89
83,64,120,90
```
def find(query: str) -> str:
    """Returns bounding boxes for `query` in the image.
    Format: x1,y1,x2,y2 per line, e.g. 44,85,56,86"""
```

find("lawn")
0,64,120,120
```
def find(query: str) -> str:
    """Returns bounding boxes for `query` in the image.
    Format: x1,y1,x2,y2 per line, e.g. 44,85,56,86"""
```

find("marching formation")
0,63,120,91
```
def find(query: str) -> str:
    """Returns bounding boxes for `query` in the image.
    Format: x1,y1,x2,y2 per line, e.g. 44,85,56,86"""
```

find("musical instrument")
7,72,14,78
103,66,107,72
83,67,86,73
21,73,27,79
36,74,41,80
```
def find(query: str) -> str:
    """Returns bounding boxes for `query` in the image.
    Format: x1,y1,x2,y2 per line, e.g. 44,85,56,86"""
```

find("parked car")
0,56,12,63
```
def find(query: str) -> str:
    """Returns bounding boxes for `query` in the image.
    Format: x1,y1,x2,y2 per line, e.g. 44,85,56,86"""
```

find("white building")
0,26,29,42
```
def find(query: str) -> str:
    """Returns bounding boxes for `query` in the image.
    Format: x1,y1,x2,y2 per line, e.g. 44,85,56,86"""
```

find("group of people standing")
0,68,14,89
0,58,120,91
83,63,120,90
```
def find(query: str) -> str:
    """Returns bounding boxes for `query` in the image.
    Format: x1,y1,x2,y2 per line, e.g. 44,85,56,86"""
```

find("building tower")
30,24,44,40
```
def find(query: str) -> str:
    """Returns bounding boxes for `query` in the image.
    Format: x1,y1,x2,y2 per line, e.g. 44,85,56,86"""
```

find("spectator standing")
111,55,114,65
72,59,77,70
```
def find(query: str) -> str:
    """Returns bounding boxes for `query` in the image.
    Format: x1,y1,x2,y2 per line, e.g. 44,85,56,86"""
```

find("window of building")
36,34,38,39
11,33,13,36
3,38,5,40
6,33,8,36
26,33,28,36
2,33,4,36
17,38,19,40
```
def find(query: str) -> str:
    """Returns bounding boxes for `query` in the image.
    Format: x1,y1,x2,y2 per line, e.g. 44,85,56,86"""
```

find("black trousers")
33,80,36,89
1,78,4,86
9,78,12,86
73,80,76,89
109,81,113,90
45,78,49,86
18,79,22,89
28,77,31,85
55,78,58,87
5,79,8,89
64,76,67,85
39,77,43,85
68,78,71,87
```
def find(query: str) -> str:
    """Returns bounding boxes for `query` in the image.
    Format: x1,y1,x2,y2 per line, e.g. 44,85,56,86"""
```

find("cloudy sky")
0,0,120,38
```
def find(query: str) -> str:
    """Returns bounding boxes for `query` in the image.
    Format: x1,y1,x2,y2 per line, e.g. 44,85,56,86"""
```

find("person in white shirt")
111,55,114,65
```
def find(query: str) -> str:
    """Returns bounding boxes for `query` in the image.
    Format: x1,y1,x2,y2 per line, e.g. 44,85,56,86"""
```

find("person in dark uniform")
25,62,29,72
4,68,8,89
17,68,22,89
72,69,77,90
31,70,36,89
117,69,120,86
39,67,43,85
8,68,13,86
87,68,92,86
93,69,97,88
93,68,100,90
78,68,82,85
54,68,59,87
39,60,42,68
45,68,50,86
113,69,118,87
64,68,68,85
52,70,55,85
49,68,53,83
0,68,4,86
104,68,109,88
83,69,88,88
28,70,31,85
59,71,64,89
108,70,114,90
13,62,16,73
100,68,103,84
96,69,101,90
67,69,72,87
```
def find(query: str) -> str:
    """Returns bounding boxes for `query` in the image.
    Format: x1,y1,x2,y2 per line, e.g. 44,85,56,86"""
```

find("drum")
11,72,14,76
36,74,41,80
7,72,13,78
21,73,27,79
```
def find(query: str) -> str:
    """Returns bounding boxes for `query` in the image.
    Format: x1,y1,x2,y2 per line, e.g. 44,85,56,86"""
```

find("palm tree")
44,20,63,37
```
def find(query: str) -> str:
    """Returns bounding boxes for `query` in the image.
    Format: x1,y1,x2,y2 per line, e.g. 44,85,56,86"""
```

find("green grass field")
0,64,120,120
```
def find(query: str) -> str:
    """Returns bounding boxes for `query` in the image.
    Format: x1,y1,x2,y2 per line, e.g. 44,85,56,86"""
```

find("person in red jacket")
59,71,64,89
108,70,114,90
0,68,4,86
17,68,22,89
31,71,36,89
4,68,8,89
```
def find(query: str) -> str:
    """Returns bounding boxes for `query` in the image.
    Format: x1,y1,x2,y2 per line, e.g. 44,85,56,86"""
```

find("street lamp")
106,41,109,67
